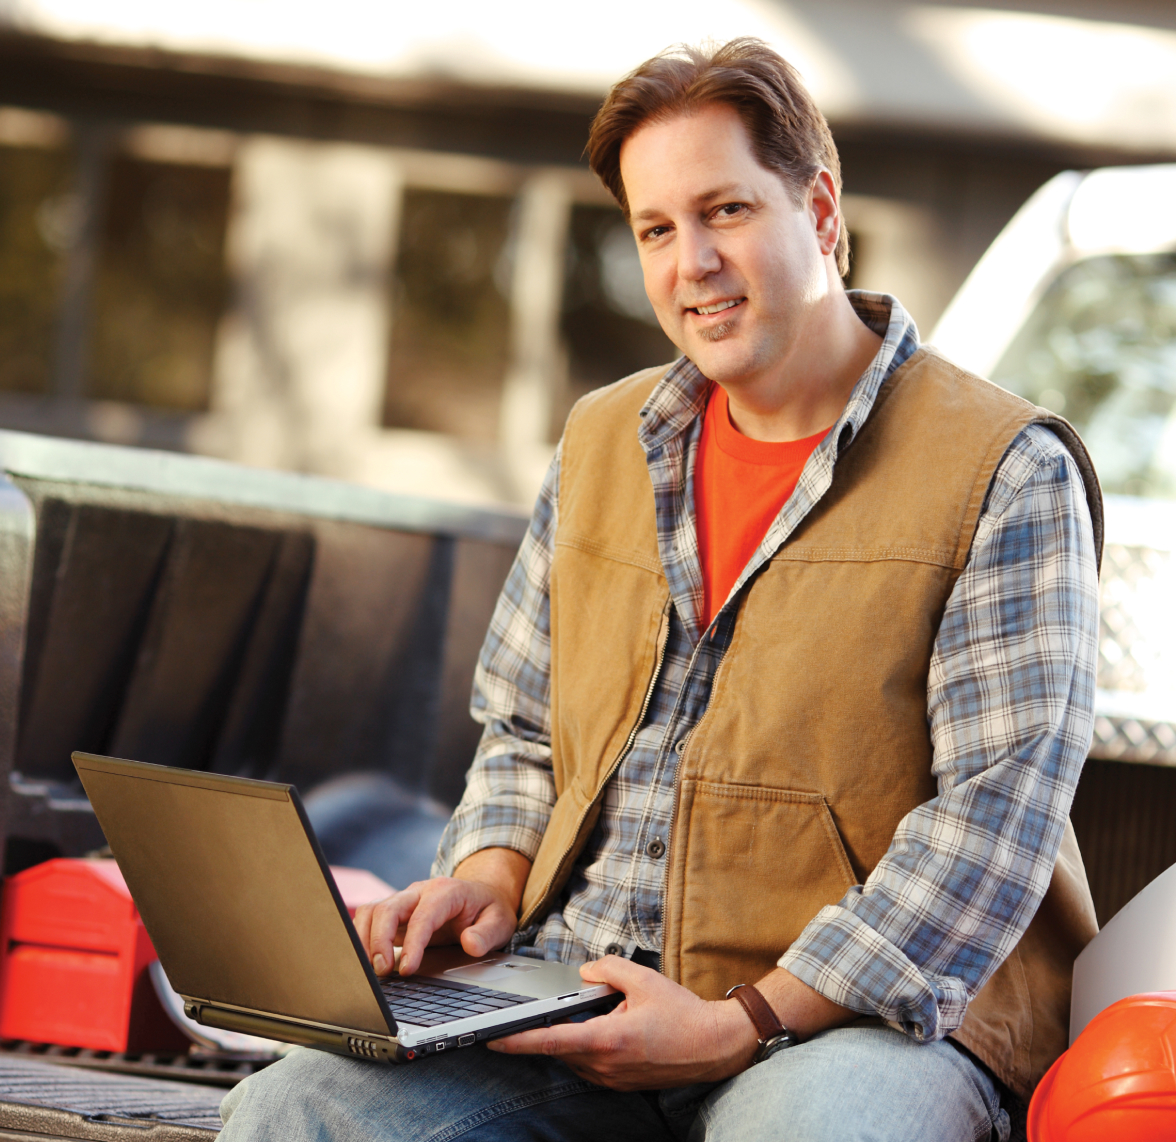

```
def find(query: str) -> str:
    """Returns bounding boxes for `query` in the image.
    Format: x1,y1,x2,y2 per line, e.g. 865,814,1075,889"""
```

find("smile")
690,298,745,316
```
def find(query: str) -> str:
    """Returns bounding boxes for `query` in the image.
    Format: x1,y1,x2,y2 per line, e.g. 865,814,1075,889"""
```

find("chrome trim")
0,429,527,545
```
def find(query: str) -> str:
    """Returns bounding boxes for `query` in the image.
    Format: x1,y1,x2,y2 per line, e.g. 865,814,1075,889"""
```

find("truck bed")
0,1055,222,1139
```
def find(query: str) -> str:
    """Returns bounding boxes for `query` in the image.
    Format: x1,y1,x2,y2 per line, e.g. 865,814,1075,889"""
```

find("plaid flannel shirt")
434,292,1099,1044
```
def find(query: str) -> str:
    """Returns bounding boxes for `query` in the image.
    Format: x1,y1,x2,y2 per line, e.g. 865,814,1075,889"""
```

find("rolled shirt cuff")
431,810,549,878
777,905,972,1043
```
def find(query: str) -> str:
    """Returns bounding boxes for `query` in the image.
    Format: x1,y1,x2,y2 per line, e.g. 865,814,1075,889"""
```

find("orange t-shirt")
695,385,829,629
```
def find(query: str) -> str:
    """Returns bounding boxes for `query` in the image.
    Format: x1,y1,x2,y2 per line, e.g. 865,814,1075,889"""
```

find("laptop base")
189,992,623,1063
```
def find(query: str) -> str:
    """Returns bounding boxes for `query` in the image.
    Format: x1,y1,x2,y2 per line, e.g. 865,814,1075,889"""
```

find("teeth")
695,299,741,315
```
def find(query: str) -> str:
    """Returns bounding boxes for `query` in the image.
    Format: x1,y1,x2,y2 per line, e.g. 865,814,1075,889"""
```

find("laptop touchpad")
444,960,541,983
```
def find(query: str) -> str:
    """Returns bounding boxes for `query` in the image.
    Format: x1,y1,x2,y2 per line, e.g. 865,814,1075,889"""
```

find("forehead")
619,104,778,215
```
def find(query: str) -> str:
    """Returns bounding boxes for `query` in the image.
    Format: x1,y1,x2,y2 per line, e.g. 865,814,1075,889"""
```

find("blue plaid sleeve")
778,424,1100,1042
432,446,562,876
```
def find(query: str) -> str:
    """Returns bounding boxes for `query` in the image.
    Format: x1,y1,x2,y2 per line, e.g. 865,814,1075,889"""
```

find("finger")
459,902,514,958
487,1019,602,1057
368,889,419,975
558,1058,638,1092
398,886,469,975
353,902,373,950
369,893,416,973
559,1058,621,1088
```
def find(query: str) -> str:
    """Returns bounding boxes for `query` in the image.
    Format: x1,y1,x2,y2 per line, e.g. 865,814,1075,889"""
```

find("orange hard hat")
1028,992,1176,1142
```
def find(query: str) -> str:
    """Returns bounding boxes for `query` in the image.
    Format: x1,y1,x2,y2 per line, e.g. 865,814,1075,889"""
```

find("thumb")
580,952,655,993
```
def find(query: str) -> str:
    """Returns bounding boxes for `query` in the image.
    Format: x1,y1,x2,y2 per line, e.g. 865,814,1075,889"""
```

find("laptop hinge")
186,1003,408,1064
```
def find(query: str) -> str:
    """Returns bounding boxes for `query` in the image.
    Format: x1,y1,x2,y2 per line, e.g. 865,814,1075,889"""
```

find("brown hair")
586,38,849,277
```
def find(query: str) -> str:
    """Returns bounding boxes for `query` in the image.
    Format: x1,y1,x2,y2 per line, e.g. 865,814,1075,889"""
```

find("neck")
721,289,883,443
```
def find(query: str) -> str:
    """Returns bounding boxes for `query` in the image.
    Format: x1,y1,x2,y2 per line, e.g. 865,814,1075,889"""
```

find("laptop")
71,752,619,1063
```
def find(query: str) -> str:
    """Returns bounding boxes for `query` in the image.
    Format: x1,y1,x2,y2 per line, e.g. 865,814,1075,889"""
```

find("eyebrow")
630,183,755,224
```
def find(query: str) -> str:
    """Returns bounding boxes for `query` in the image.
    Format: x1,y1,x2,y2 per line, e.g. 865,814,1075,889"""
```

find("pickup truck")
1,162,1174,1137
932,162,1176,937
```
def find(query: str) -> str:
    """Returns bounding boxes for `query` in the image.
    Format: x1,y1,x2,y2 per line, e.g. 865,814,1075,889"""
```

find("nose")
677,222,721,281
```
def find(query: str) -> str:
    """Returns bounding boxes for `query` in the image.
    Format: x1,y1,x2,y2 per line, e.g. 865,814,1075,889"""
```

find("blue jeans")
218,1023,1010,1141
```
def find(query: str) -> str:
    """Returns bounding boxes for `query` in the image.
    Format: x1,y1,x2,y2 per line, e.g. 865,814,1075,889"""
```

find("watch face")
756,1031,800,1063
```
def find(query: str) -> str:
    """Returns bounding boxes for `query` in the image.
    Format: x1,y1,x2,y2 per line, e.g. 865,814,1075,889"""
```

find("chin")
686,340,757,384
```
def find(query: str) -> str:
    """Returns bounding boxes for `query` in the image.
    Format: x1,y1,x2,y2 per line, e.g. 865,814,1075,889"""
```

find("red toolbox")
0,858,188,1052
0,857,395,1052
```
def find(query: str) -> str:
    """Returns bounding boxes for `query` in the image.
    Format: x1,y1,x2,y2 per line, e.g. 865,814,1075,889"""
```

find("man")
220,38,1100,1141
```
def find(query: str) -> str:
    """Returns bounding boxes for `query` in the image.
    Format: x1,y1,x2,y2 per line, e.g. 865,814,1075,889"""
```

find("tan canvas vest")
520,345,1102,1099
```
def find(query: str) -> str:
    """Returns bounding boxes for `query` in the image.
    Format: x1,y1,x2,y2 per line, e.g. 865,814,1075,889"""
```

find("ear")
809,169,841,259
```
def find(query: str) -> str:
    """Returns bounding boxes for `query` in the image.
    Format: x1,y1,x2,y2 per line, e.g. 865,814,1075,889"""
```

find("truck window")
990,252,1176,499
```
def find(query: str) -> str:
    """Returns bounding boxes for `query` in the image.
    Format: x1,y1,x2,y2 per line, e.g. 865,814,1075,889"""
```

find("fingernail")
486,1041,502,1052
373,954,387,974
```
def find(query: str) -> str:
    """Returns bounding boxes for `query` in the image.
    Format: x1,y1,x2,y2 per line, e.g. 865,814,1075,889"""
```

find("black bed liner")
0,1056,223,1138
0,1041,273,1088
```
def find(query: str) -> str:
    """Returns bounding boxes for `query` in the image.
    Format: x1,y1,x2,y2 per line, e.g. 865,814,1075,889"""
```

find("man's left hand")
486,955,758,1090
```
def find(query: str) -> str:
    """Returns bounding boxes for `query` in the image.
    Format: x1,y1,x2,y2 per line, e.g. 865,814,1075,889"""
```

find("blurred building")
0,1,1175,506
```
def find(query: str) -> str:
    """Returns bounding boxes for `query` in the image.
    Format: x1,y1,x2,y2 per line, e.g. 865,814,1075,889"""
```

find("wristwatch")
726,983,800,1063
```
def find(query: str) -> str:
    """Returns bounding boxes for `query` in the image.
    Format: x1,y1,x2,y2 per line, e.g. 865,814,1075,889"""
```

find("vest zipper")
620,602,673,759
657,625,728,976
519,598,673,930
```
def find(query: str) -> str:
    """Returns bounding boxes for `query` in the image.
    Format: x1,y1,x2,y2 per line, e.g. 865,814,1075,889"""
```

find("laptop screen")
73,753,392,1036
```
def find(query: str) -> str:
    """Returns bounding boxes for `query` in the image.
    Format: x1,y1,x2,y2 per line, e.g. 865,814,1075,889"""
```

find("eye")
713,202,746,220
640,224,671,242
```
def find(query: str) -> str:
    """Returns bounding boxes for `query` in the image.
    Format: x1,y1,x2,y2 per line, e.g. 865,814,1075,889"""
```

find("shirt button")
674,739,687,755
604,943,624,956
646,838,666,859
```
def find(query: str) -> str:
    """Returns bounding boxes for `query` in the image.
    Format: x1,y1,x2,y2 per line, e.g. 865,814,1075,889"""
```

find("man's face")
620,102,833,388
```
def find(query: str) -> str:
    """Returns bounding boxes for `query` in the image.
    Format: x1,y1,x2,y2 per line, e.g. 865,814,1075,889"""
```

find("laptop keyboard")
380,977,535,1027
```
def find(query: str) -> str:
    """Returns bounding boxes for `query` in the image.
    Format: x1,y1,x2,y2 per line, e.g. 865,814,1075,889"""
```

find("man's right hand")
353,847,531,977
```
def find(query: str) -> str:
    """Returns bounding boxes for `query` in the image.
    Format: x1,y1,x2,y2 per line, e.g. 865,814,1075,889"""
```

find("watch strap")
726,983,784,1044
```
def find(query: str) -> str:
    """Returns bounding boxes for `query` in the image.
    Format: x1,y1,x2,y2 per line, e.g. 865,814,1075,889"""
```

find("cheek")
776,239,825,300
645,282,681,328
641,262,672,309
756,254,812,309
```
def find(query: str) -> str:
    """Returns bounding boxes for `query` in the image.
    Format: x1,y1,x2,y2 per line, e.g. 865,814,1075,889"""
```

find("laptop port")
434,1041,446,1051
458,1033,476,1047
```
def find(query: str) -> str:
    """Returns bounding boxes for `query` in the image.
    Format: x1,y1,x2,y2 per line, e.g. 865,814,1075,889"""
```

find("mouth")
687,297,746,317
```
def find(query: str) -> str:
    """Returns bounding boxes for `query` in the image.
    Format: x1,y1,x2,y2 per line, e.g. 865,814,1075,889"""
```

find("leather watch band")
726,983,784,1043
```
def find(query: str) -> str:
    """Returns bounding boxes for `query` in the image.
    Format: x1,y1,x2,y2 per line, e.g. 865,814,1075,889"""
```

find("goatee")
697,320,738,343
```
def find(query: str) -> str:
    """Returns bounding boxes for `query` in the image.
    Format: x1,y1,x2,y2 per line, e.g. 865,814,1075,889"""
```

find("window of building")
88,153,232,411
558,203,676,427
383,188,514,442
0,111,72,395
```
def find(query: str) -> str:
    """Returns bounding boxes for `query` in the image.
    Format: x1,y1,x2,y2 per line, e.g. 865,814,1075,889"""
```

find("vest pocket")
667,780,858,1002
